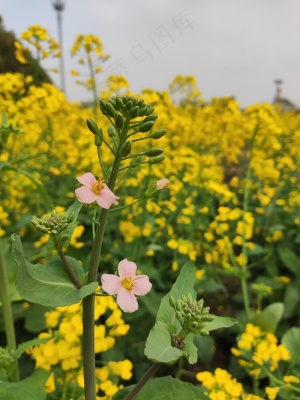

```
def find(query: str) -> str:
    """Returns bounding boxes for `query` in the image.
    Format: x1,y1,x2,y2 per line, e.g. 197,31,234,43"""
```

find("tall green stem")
240,125,259,320
0,239,20,381
82,134,125,400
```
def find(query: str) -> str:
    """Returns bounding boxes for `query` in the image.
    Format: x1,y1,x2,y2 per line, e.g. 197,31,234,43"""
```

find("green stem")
53,237,83,289
0,239,20,381
123,363,161,400
82,121,128,400
109,197,145,212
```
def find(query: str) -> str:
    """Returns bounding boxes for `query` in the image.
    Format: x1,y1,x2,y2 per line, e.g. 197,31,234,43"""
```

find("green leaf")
145,321,197,365
282,327,300,365
12,234,98,307
205,316,237,332
283,284,300,319
156,260,196,327
112,376,210,400
251,303,284,332
278,246,300,276
0,369,49,400
15,337,50,358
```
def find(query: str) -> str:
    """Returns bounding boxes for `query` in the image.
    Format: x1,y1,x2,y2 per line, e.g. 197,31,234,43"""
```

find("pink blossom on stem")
101,259,152,313
75,172,119,209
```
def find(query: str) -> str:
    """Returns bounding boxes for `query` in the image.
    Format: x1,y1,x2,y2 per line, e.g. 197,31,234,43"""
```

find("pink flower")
75,172,119,209
101,259,152,313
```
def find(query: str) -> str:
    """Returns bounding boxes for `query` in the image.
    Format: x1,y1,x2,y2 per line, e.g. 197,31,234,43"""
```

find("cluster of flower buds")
98,96,167,139
31,210,74,242
0,347,16,379
169,294,215,337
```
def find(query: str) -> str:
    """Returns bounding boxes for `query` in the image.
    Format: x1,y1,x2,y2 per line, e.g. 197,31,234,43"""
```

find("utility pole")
52,0,66,93
274,79,283,103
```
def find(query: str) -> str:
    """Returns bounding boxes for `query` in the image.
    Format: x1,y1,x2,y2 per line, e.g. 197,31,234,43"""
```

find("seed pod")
150,129,167,139
144,148,164,157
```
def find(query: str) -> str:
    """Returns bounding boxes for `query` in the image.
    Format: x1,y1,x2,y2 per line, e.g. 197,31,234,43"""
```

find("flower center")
92,179,105,195
121,276,136,291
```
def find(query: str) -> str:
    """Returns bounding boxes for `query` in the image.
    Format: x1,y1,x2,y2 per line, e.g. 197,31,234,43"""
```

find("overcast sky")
1,0,299,107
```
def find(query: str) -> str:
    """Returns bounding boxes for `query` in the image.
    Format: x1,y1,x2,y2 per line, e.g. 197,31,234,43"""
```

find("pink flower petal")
101,274,121,295
95,185,119,209
118,259,137,278
77,172,96,188
117,288,138,313
132,275,152,296
75,186,97,204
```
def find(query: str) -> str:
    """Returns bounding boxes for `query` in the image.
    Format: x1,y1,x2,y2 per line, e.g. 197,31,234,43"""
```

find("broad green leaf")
205,316,237,332
282,327,300,365
112,376,210,400
12,234,98,307
25,304,52,332
145,321,198,365
156,261,196,327
251,303,284,332
283,284,300,319
0,369,49,400
277,246,300,276
15,337,50,358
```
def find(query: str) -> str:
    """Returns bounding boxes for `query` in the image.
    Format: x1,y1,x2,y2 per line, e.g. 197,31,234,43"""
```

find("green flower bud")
176,300,183,311
126,100,133,110
202,307,210,315
108,124,116,138
115,114,125,130
130,155,143,168
197,298,204,310
116,97,123,109
40,226,49,234
169,296,176,308
109,98,117,107
144,148,164,157
95,135,102,146
121,141,132,157
99,99,108,115
67,213,75,223
107,102,116,118
150,129,167,139
130,106,139,119
148,154,165,165
138,106,147,116
60,234,69,242
199,329,209,336
137,121,154,133
144,114,158,122
86,118,100,136
145,106,155,115
181,295,187,303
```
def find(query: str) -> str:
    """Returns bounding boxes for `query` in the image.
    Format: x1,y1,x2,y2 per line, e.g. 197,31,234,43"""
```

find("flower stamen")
121,276,136,291
92,178,105,195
